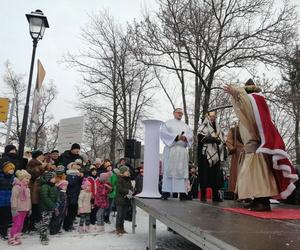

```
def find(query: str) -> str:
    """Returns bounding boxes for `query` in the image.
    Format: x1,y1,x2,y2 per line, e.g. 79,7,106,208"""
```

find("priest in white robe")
160,108,193,200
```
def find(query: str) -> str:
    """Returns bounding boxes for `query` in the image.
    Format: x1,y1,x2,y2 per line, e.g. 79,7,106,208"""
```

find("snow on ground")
0,208,200,250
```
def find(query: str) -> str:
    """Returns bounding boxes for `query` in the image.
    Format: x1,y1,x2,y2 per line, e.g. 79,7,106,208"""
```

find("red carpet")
223,207,300,220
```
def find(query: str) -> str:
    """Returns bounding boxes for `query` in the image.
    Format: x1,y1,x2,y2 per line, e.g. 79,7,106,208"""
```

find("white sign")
57,116,85,152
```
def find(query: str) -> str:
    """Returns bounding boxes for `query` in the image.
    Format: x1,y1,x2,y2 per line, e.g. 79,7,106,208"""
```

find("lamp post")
18,10,49,158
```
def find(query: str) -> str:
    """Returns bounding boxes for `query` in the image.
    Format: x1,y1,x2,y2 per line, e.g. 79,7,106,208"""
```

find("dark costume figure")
198,112,225,202
226,123,244,193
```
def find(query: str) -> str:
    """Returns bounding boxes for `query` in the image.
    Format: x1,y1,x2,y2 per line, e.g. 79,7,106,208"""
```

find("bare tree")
65,11,156,161
0,61,26,143
132,0,299,163
32,81,57,149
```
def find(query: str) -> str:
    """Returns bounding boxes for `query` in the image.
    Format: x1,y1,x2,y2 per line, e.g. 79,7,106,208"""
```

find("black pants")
79,213,90,227
63,204,78,231
116,205,128,230
0,207,11,237
90,206,99,225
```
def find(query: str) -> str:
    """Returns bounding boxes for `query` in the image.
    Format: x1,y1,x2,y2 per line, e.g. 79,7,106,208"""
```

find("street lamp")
18,10,49,158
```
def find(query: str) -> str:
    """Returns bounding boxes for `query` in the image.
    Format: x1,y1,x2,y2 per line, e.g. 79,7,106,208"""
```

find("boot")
161,192,170,200
116,228,122,235
78,226,84,234
84,226,90,233
97,225,104,233
179,193,188,201
15,233,22,244
249,198,271,212
120,227,127,234
8,236,20,246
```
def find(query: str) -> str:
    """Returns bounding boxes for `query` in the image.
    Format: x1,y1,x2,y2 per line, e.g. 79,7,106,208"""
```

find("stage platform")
132,198,300,250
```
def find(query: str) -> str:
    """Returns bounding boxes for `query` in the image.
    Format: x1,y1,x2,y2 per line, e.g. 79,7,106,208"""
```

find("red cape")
248,93,298,199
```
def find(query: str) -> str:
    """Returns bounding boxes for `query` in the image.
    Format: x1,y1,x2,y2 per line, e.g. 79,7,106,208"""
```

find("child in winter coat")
0,161,15,240
63,162,83,231
9,170,31,245
94,172,112,232
87,166,99,227
49,180,68,235
115,166,133,235
39,171,59,245
78,179,92,233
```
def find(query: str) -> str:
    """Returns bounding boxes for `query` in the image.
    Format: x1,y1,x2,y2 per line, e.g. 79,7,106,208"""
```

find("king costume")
160,118,193,197
227,80,298,211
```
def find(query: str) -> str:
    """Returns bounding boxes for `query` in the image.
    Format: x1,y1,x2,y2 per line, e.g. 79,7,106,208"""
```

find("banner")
31,60,46,124
36,59,46,91
0,98,9,122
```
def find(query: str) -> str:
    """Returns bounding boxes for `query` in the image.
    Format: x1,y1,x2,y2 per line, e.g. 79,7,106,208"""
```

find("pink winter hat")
81,179,91,189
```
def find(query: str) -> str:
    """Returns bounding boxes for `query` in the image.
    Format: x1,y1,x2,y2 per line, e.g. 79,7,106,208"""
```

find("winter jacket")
10,178,31,212
87,176,98,199
26,158,46,204
66,169,82,204
115,176,133,206
78,190,92,213
39,176,59,212
108,171,118,199
58,150,83,171
94,181,112,209
0,171,14,207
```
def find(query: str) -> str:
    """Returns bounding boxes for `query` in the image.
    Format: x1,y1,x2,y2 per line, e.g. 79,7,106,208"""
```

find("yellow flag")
36,59,46,91
0,98,9,122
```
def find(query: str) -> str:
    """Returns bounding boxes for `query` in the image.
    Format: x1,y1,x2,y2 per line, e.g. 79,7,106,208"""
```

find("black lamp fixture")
18,10,49,159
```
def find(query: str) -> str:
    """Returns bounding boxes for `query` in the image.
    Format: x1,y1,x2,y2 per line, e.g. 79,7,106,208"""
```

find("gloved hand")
11,208,18,217
79,207,84,214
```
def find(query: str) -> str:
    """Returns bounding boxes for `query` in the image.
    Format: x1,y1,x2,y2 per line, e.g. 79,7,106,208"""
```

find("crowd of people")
0,143,137,245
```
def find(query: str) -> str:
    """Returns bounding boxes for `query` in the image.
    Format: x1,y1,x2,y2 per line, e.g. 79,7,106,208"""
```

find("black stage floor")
135,198,300,250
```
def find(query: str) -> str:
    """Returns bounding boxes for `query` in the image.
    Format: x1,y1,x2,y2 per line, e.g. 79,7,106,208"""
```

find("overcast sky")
0,0,299,124
0,0,160,123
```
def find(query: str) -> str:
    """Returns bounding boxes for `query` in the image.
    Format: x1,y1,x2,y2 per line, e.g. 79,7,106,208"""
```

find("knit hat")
32,150,43,159
43,171,57,182
93,158,102,165
51,149,59,154
57,180,68,189
2,161,15,174
119,166,129,175
56,165,65,175
4,144,16,155
81,179,91,189
71,143,80,150
90,165,96,170
74,158,83,165
15,169,31,180
99,172,111,182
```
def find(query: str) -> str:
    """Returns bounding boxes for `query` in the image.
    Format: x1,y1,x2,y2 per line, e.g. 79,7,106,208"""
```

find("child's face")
50,177,56,184
72,164,81,170
106,166,112,172
190,167,196,173
91,170,97,176
22,177,30,185
123,170,130,177
8,169,14,175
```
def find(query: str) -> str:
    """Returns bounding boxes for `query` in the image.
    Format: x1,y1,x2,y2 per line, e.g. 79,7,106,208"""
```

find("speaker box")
134,141,141,159
125,139,136,158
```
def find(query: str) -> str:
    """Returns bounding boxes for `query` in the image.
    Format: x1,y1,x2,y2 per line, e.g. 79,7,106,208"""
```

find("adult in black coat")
1,145,27,170
58,143,83,171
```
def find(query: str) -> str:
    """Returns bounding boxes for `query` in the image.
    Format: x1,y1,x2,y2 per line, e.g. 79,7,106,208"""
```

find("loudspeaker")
134,141,141,159
125,139,136,158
